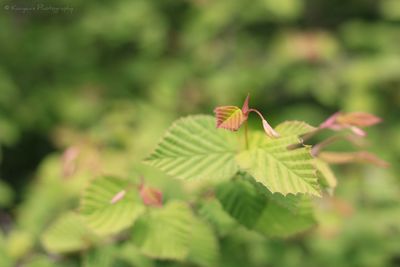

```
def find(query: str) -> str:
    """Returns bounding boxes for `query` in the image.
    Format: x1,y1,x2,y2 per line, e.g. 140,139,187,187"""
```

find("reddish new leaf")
320,111,382,136
62,146,80,178
140,185,163,207
241,94,250,115
214,106,247,131
319,151,389,168
336,112,382,127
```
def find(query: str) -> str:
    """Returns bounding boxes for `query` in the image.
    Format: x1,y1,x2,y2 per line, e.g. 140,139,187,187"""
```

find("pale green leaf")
145,115,240,181
0,180,14,207
0,232,14,267
82,245,115,267
117,243,155,267
237,122,321,196
80,176,144,235
187,219,219,267
41,212,96,253
315,158,337,189
132,201,193,260
22,255,58,267
275,121,316,136
132,201,219,265
254,199,316,237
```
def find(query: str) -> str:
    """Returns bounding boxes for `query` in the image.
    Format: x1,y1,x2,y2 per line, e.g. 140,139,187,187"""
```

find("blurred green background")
0,0,399,266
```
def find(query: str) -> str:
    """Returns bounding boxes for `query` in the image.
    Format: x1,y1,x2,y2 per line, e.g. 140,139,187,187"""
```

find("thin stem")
248,108,266,121
301,128,322,142
244,120,249,150
248,108,279,138
311,135,343,156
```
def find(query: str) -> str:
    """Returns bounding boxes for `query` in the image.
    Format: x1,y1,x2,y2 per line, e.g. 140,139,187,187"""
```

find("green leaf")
22,255,58,267
117,243,155,267
275,120,316,136
80,176,144,235
147,118,320,196
132,201,193,260
132,201,219,266
0,180,14,207
254,197,316,237
145,115,240,181
214,106,246,131
82,245,115,267
6,230,33,260
41,212,96,253
237,121,321,196
187,219,219,267
197,200,236,236
215,176,267,228
315,158,337,189
0,232,14,267
216,175,316,237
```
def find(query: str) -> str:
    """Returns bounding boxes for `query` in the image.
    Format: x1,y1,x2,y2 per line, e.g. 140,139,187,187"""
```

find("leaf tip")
241,93,250,115
262,119,280,138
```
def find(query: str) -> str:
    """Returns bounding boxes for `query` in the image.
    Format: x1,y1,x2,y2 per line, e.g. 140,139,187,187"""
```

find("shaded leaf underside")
216,176,316,237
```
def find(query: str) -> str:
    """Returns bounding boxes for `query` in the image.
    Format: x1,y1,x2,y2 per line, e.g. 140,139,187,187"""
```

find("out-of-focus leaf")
41,212,96,254
6,230,33,260
80,176,144,235
82,245,115,267
198,200,237,236
319,151,390,168
216,177,267,228
132,201,219,266
139,185,163,207
117,243,155,267
315,158,337,190
0,232,13,267
216,175,316,237
0,179,14,207
187,219,219,267
132,201,193,260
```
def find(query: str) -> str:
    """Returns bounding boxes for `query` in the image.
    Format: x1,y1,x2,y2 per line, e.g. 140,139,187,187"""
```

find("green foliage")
132,201,193,260
80,176,144,235
216,175,316,237
216,176,267,229
315,159,337,190
132,201,218,266
145,115,240,181
41,212,96,254
147,116,320,197
237,122,320,196
0,0,398,266
0,179,14,207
